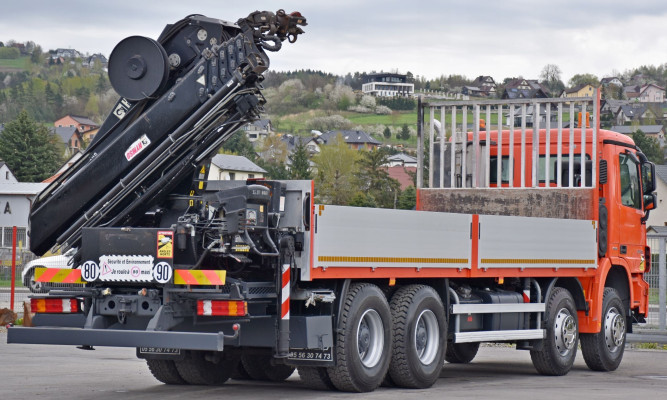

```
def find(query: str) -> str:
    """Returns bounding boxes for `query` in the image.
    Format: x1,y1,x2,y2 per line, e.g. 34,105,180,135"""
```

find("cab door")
616,152,644,269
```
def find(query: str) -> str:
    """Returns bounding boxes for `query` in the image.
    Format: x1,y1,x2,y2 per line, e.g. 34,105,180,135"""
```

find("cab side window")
619,153,641,209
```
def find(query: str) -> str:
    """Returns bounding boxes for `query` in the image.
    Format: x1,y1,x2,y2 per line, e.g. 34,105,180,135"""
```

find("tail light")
31,298,80,313
197,300,247,316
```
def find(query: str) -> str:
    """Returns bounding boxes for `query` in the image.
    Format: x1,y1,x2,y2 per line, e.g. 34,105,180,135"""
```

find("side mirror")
644,193,657,211
641,160,656,195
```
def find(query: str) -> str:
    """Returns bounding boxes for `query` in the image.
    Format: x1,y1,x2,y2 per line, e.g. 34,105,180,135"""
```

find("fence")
647,233,667,330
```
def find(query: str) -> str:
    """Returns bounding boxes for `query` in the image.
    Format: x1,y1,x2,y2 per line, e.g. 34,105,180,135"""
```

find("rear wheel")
298,367,336,390
241,354,295,382
388,285,447,389
530,287,578,376
146,359,186,384
581,288,626,371
327,283,392,392
445,342,480,364
174,351,236,385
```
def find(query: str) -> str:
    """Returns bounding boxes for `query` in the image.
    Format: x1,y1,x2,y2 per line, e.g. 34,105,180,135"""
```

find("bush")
375,105,392,115
0,47,20,59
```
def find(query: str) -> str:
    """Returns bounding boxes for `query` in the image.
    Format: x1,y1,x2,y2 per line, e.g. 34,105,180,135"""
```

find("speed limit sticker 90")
152,262,173,283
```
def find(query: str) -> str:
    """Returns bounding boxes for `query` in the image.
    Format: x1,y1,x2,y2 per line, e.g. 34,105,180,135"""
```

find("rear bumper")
7,327,227,351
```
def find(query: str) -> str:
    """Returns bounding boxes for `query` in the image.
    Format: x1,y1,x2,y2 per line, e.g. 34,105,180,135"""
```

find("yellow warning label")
157,231,174,259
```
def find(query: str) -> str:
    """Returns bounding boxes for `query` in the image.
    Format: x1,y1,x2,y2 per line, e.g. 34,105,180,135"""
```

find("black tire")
241,354,295,382
327,283,392,392
530,287,579,376
581,287,626,371
27,268,46,293
231,359,251,380
445,342,480,364
174,351,236,385
298,367,336,390
388,285,447,389
146,359,187,385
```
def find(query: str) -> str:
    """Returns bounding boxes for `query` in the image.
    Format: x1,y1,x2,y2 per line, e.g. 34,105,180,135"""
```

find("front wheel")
530,287,578,376
581,287,626,371
327,283,392,392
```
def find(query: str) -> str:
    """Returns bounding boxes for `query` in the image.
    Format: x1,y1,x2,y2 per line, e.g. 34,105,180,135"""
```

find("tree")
355,148,400,208
397,186,417,210
289,139,312,179
0,110,63,182
399,123,410,140
540,64,565,95
632,129,664,164
568,73,600,88
30,45,43,64
349,192,378,208
220,130,257,161
312,135,360,205
258,134,289,165
383,126,392,139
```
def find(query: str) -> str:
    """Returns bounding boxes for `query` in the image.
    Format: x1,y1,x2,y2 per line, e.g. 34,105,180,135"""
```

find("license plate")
288,347,332,361
138,347,181,355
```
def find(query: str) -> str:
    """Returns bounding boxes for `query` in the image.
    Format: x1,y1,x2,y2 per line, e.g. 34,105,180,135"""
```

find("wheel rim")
604,306,625,353
554,307,577,356
30,274,42,292
414,309,439,365
357,309,384,368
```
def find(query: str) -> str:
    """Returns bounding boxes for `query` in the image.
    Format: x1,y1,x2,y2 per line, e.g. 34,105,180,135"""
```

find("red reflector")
31,298,80,313
197,300,247,316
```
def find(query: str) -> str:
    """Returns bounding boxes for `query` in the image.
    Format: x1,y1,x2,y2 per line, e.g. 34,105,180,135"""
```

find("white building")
362,73,414,97
0,182,48,249
207,154,266,181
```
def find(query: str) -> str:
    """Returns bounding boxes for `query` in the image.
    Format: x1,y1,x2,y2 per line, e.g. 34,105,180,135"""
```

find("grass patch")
635,342,667,350
0,56,31,71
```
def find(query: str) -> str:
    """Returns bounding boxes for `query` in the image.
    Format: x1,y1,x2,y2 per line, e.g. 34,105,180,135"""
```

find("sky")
2,0,667,83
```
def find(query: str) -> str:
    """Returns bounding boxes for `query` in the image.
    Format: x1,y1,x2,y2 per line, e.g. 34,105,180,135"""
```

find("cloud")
2,0,667,82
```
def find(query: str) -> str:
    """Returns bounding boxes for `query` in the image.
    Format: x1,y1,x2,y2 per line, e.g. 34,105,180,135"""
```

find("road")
2,333,666,400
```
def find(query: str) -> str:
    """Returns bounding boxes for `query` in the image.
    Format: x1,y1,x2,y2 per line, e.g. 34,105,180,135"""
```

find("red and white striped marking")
281,263,290,320
522,289,531,303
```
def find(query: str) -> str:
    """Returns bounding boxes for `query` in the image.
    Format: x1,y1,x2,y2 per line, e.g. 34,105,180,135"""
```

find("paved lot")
2,333,667,400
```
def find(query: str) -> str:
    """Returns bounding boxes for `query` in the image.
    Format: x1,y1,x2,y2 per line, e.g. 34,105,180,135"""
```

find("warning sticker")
98,255,154,282
157,231,174,259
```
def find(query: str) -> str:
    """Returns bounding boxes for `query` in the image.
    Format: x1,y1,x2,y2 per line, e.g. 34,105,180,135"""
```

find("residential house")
470,76,497,97
54,114,100,142
646,164,667,227
362,72,414,97
610,125,665,145
53,126,83,157
384,166,416,191
83,53,108,68
461,86,483,97
320,130,381,150
638,84,665,103
242,119,273,142
615,103,656,125
0,162,18,183
601,99,630,116
505,104,554,127
501,78,549,99
281,134,321,156
600,77,623,87
0,166,48,249
385,153,417,167
623,85,641,100
207,154,266,181
54,48,82,59
560,84,596,99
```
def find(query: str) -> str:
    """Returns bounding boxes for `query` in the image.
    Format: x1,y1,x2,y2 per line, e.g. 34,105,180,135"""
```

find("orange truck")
6,11,656,394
